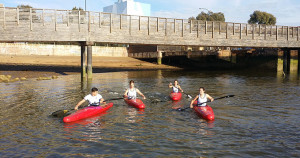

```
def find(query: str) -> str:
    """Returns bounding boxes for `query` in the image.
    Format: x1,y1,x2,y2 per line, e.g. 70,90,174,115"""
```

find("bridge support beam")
282,49,291,74
81,43,87,80
86,43,94,80
80,41,94,80
157,51,162,65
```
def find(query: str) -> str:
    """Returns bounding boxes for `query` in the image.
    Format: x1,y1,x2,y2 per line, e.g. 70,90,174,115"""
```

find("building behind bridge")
103,0,151,16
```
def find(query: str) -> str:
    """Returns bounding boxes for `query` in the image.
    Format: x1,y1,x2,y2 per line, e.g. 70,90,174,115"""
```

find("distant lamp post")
85,0,86,11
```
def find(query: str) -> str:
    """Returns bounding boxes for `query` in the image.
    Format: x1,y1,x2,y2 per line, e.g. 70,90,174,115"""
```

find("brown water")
0,70,299,157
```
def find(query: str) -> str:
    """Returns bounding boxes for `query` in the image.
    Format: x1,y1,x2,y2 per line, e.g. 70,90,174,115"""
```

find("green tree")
17,4,33,8
191,11,225,22
72,6,83,11
17,5,38,21
248,10,276,25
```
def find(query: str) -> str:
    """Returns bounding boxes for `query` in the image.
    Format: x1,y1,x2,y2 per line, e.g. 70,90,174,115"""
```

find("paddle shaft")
182,92,192,98
178,95,234,111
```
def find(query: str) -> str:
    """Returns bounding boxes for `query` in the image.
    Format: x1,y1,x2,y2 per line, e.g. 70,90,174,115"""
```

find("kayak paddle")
183,92,192,98
176,95,235,111
51,97,124,117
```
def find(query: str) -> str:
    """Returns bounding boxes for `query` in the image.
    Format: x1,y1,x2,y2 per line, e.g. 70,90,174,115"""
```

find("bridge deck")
0,7,299,48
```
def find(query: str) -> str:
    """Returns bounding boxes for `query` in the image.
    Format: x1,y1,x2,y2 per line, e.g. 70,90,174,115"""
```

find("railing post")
259,25,261,36
282,26,284,37
88,11,91,32
270,25,272,37
219,22,221,35
78,11,80,32
212,21,214,38
292,27,294,38
246,24,248,36
67,10,70,26
287,26,289,41
42,9,45,26
30,8,32,31
205,21,207,34
16,8,19,26
174,19,176,33
157,17,159,32
240,23,242,39
252,24,255,40
148,16,150,35
120,14,122,30
129,15,132,35
165,18,167,36
182,19,184,37
226,23,228,39
3,7,5,29
110,13,112,33
190,20,192,33
233,23,235,35
54,10,57,31
138,16,141,30
297,26,300,40
197,20,199,38
99,12,101,28
276,26,278,40
264,25,267,40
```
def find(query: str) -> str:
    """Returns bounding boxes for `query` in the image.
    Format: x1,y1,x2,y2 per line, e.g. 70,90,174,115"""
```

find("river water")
0,70,299,157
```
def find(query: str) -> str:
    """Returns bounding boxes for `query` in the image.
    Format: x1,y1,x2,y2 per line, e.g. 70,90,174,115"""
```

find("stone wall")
0,43,128,57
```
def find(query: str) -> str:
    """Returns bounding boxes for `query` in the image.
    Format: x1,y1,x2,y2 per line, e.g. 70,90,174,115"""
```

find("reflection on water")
0,69,299,157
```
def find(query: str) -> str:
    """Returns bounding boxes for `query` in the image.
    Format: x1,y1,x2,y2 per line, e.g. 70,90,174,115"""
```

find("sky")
1,0,300,26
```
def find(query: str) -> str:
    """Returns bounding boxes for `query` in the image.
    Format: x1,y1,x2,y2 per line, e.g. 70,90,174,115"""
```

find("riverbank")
0,55,181,80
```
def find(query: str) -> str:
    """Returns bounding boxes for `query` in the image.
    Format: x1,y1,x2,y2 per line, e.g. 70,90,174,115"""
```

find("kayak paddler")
123,80,146,100
190,87,214,108
169,80,184,93
74,87,105,110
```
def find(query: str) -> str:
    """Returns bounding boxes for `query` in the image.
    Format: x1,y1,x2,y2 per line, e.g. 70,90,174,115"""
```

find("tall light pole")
85,0,86,11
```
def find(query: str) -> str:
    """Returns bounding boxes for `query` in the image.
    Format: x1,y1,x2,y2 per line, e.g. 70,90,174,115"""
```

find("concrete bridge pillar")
81,43,87,80
87,45,93,79
80,41,94,80
86,42,94,80
157,51,162,65
283,49,291,74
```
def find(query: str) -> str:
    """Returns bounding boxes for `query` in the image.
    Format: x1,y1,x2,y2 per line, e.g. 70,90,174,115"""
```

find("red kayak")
124,98,145,109
193,101,214,121
170,92,182,101
63,103,113,123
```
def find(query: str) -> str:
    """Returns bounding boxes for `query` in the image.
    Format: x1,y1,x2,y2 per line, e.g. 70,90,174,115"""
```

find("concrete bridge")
0,7,299,78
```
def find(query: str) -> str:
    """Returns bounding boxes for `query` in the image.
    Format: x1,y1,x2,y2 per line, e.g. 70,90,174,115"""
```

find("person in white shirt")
123,80,146,100
74,87,105,110
169,80,184,93
190,87,214,108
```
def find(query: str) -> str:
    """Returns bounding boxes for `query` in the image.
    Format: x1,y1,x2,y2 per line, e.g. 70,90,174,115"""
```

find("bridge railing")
0,7,299,47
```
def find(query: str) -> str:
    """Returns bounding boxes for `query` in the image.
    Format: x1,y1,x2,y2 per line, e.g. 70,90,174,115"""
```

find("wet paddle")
51,97,124,117
176,95,235,111
182,92,192,98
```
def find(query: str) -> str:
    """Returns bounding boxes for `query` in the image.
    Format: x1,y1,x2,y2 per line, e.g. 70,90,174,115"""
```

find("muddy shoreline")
0,55,181,80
